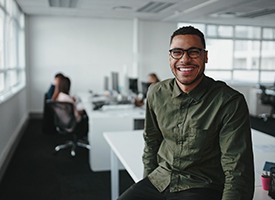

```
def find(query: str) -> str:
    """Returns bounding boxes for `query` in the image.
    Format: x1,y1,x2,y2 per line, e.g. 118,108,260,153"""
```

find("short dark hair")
58,76,71,94
55,72,64,78
170,26,206,49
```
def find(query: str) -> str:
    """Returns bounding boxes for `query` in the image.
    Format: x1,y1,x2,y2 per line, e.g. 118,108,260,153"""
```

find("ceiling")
15,0,275,27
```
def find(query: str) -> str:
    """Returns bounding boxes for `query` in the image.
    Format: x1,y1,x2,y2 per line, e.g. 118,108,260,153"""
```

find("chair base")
54,139,91,157
259,113,275,122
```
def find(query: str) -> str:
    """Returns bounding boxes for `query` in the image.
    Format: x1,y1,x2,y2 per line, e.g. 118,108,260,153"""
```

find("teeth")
178,68,192,72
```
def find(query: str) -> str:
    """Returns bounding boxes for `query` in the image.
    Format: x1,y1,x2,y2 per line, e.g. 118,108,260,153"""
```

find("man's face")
169,34,208,91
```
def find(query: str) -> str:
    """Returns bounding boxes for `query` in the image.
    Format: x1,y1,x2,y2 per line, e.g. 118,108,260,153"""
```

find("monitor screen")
141,82,151,98
111,72,119,93
104,76,109,91
129,78,138,94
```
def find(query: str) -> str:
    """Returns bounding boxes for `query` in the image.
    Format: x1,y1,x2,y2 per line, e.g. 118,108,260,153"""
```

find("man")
118,26,254,200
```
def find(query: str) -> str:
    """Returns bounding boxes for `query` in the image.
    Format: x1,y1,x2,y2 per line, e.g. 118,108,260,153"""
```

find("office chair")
47,101,90,157
258,84,275,121
42,93,58,134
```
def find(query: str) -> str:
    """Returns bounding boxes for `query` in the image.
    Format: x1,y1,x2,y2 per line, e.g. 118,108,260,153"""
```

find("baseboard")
0,114,29,183
29,112,43,119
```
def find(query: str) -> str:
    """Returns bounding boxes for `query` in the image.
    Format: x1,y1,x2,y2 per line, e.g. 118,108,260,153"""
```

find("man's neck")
176,76,204,93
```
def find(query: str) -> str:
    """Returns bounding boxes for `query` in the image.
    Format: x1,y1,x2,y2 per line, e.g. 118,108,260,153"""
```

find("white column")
132,18,139,78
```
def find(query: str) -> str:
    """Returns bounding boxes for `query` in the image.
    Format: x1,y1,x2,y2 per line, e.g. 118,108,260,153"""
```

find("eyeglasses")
169,48,205,59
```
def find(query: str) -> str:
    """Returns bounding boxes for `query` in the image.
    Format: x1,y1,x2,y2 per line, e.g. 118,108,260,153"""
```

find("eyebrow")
170,47,203,50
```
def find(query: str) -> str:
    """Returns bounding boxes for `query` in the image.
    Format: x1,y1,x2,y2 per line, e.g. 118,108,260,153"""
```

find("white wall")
28,16,132,112
138,21,177,82
0,89,28,175
27,16,178,113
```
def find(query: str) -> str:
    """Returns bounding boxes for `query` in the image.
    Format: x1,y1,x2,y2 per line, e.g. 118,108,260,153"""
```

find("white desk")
79,92,145,171
104,130,143,200
104,129,275,200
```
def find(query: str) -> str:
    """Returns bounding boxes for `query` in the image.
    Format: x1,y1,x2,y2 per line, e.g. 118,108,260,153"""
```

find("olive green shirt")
143,76,254,200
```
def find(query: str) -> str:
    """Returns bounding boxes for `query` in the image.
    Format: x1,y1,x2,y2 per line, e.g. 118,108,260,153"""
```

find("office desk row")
78,92,145,171
104,129,275,200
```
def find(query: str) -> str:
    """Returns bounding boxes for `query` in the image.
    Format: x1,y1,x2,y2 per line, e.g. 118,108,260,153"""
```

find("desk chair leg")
77,142,91,149
71,145,76,157
54,139,90,157
55,141,74,152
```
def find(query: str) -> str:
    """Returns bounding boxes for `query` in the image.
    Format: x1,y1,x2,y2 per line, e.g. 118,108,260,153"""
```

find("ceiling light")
48,0,78,8
137,1,174,13
239,8,275,18
113,6,132,11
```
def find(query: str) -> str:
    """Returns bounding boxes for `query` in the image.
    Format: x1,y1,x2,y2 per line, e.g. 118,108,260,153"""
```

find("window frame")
0,0,25,103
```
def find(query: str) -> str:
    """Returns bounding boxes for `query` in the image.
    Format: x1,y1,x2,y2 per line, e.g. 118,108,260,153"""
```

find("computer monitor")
129,78,138,94
104,76,109,91
141,82,151,98
111,72,119,93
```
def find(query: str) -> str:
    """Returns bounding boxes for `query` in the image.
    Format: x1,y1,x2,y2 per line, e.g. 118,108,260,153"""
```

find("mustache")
177,63,199,68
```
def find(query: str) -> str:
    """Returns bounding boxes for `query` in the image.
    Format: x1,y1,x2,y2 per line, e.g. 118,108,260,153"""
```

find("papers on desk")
102,104,134,111
254,144,275,152
263,161,275,172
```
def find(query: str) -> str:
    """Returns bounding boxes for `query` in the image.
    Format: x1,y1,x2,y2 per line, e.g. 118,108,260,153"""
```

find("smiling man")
118,26,255,200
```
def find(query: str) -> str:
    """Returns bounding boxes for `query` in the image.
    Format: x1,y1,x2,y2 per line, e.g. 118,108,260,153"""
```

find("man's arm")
219,94,254,200
142,90,163,177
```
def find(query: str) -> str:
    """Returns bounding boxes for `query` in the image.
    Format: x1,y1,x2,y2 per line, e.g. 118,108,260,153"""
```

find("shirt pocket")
186,126,218,158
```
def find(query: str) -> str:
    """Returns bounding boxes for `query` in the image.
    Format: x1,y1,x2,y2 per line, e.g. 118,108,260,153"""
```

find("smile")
177,67,194,72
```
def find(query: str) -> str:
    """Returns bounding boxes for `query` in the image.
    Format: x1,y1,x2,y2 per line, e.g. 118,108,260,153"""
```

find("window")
263,28,275,40
178,23,275,84
235,26,261,39
207,25,233,37
207,39,233,70
0,0,25,103
0,9,4,93
234,40,260,70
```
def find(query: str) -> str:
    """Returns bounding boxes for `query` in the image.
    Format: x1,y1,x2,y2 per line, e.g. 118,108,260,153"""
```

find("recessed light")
113,6,132,11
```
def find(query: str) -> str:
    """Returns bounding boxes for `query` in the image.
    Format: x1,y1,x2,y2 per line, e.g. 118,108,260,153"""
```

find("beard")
179,70,204,86
172,64,205,86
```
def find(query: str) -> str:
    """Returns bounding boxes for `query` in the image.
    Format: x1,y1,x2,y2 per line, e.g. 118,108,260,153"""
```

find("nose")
179,51,191,62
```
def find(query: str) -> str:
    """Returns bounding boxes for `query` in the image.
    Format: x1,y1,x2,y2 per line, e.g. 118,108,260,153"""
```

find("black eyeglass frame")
169,47,205,60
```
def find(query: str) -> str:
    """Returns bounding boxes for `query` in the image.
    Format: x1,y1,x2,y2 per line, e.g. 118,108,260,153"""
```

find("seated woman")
147,72,160,84
54,76,88,138
135,73,161,107
42,73,65,134
46,72,64,100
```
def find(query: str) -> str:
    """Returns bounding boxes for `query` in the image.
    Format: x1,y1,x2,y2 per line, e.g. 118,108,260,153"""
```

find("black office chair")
258,84,275,121
47,101,90,157
42,93,57,135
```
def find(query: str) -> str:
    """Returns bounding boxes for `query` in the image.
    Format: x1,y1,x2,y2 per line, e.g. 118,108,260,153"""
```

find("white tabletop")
252,129,275,187
104,129,275,199
104,130,144,182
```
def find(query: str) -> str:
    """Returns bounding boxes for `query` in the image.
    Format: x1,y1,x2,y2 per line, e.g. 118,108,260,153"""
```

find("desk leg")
111,150,119,200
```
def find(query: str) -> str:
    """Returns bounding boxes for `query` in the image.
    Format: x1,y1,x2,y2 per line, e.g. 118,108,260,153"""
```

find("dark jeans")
117,177,222,200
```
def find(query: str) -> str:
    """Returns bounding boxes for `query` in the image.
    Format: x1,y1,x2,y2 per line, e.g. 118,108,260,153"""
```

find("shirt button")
177,140,183,145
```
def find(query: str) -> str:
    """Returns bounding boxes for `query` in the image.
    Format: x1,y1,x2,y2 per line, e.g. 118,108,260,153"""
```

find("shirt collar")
171,79,182,98
171,75,212,101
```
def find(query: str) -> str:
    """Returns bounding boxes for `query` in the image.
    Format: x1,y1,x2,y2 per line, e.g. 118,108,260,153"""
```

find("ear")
168,53,172,62
204,51,208,63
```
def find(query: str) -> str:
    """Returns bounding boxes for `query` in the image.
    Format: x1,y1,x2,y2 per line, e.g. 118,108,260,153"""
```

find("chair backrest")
259,85,275,105
47,101,77,133
42,94,57,134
